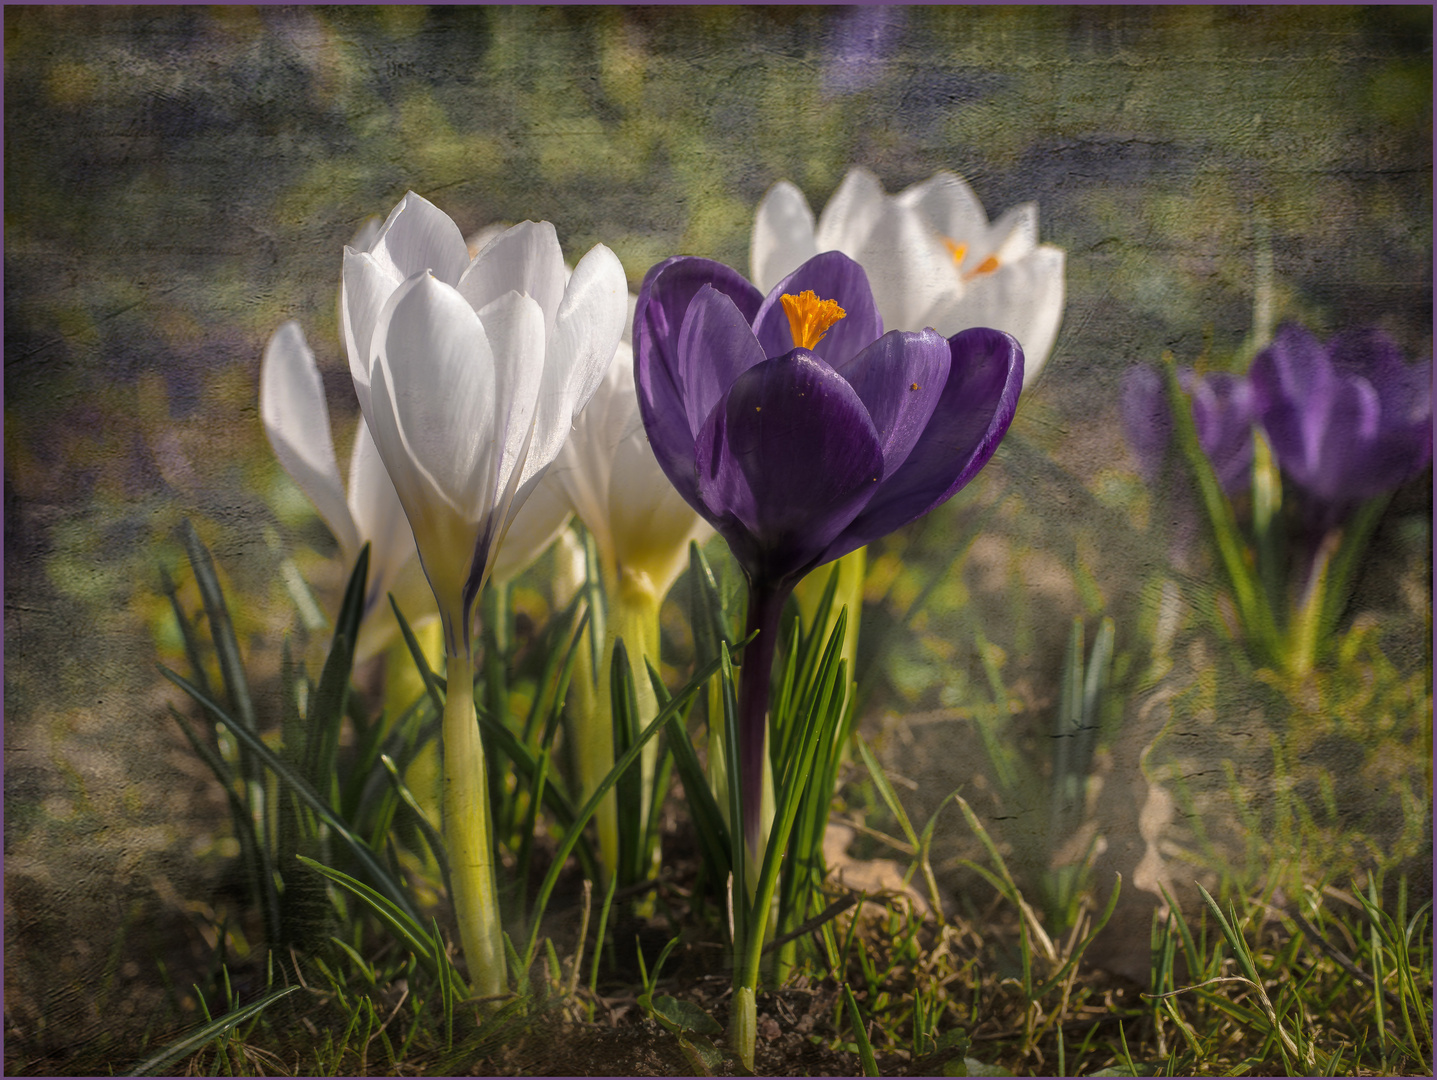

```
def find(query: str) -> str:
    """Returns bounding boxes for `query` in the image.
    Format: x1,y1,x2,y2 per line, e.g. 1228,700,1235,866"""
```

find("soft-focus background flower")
5,6,1430,1066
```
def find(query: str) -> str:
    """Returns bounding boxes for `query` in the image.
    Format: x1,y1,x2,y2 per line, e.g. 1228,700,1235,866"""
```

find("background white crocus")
261,320,432,663
545,335,712,883
344,191,627,998
751,165,1065,388
750,166,1067,707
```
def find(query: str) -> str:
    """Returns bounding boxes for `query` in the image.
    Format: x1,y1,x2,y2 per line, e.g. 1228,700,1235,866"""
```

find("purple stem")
737,577,791,857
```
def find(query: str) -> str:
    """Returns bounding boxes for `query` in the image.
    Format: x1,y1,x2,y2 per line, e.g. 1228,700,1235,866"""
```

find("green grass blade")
296,855,438,972
157,663,421,924
303,543,369,795
522,649,728,971
128,985,299,1075
389,594,446,716
180,518,258,735
842,982,880,1077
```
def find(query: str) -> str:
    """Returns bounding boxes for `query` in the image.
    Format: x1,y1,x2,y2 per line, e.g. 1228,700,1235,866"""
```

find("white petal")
373,272,498,516
897,171,991,248
364,361,474,638
547,345,633,565
854,201,963,332
341,248,402,419
609,422,711,597
815,167,888,257
478,290,548,511
986,201,1040,264
369,191,471,287
456,220,567,340
260,321,360,556
491,471,571,583
750,181,818,294
347,415,419,611
517,242,628,491
926,245,1066,387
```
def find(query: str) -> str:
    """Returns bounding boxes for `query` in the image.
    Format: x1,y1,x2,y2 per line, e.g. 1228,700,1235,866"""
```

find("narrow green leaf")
296,855,436,971
158,663,421,924
180,519,257,734
389,595,446,716
522,648,728,971
128,985,299,1076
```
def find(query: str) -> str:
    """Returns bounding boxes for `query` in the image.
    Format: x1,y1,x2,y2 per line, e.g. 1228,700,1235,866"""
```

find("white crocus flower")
342,191,627,998
545,335,712,881
344,191,626,657
751,165,1065,387
261,320,433,662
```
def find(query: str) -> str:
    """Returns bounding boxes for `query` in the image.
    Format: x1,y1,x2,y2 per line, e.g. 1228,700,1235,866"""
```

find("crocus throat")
941,236,1000,280
781,290,847,350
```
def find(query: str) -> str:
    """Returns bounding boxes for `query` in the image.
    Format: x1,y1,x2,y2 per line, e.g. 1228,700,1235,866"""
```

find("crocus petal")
1187,372,1255,496
347,415,419,613
895,170,992,251
260,321,360,557
834,328,952,482
924,245,1066,385
676,285,769,439
846,200,962,333
825,327,1022,561
609,420,713,594
1249,324,1336,485
366,362,478,651
751,250,883,368
515,243,629,493
696,350,884,583
372,272,499,517
341,248,403,418
813,167,888,256
456,220,567,341
635,257,764,502
491,471,572,584
984,202,1041,266
368,190,471,287
750,180,818,294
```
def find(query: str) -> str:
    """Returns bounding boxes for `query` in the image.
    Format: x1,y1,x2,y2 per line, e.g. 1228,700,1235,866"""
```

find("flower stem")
737,580,788,863
442,651,506,999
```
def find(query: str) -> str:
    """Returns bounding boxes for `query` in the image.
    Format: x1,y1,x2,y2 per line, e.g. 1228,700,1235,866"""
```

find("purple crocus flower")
1120,365,1255,497
635,251,1023,850
1250,324,1432,520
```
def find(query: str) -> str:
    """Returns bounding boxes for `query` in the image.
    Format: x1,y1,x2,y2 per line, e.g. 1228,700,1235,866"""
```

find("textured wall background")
4,5,1431,1069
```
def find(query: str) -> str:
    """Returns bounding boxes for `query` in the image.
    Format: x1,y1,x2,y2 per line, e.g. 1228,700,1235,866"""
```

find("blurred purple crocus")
635,251,1023,850
1121,365,1256,496
1250,324,1432,521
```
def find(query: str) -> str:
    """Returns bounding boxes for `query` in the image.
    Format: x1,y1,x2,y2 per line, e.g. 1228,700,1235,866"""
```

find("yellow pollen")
755,406,761,412
910,383,920,391
971,254,1001,277
781,290,847,350
942,237,968,264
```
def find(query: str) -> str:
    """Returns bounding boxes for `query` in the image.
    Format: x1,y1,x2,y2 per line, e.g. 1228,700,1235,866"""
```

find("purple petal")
1253,322,1433,504
1250,323,1337,487
696,350,884,584
751,251,883,367
676,285,768,438
1187,371,1255,496
833,328,951,481
1120,365,1171,483
634,257,763,508
823,327,1022,561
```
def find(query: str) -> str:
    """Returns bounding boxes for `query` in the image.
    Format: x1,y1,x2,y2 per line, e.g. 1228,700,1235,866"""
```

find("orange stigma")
781,290,847,350
942,236,1001,280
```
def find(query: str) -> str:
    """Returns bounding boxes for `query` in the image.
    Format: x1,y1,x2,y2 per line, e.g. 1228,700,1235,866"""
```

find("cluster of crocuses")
1122,325,1432,675
261,170,1063,1059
